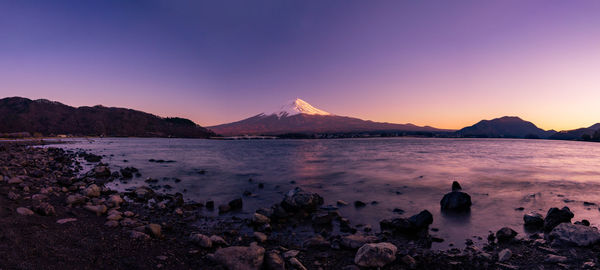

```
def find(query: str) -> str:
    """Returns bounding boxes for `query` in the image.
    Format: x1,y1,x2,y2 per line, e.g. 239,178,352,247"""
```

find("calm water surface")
52,137,600,249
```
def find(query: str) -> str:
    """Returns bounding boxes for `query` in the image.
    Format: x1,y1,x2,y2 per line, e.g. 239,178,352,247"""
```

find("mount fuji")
208,98,444,136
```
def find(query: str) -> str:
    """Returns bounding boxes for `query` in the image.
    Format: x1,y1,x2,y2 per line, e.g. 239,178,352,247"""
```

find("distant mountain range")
456,116,600,140
211,99,600,141
208,98,444,136
549,123,600,141
0,97,214,138
2,96,600,141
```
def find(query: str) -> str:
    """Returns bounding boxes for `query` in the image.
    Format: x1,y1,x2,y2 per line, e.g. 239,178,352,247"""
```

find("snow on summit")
266,98,331,117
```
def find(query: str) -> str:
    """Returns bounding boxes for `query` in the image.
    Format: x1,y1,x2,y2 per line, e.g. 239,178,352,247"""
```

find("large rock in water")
214,243,265,270
548,223,600,247
544,207,574,231
440,182,471,211
281,187,323,212
380,210,433,235
354,242,398,267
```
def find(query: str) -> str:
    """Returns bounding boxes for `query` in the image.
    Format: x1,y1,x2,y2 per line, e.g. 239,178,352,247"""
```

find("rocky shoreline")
1,143,600,269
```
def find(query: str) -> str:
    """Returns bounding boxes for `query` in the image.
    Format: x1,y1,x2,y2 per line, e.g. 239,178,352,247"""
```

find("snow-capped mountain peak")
266,98,331,117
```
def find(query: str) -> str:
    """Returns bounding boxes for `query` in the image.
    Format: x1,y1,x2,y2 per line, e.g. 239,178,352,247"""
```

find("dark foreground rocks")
380,210,433,236
548,223,600,247
213,243,265,270
544,207,574,231
354,242,397,267
3,143,600,270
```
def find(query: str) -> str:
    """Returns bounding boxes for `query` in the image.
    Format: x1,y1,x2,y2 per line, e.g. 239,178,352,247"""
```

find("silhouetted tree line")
0,97,215,138
581,130,600,141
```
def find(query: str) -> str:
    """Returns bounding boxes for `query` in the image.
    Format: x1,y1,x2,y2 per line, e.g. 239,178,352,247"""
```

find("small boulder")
84,184,101,197
218,204,231,214
16,207,34,216
210,235,229,246
130,231,150,240
302,235,330,248
253,213,270,225
7,192,20,200
401,254,417,269
93,166,111,178
57,218,77,224
380,210,433,235
354,201,367,208
8,177,23,184
66,194,87,205
190,233,212,248
575,219,591,226
523,212,544,228
83,153,102,162
107,194,124,207
105,220,119,227
206,200,214,209
341,234,378,249
84,204,107,216
312,211,339,225
254,231,267,243
496,227,518,242
583,261,596,269
281,187,323,213
408,210,433,229
120,218,139,227
34,202,56,216
146,224,162,238
229,198,243,210
31,194,48,201
337,200,349,206
264,250,285,270
134,187,154,200
544,207,573,231
107,212,122,221
354,242,398,267
120,167,139,179
283,250,300,259
289,258,307,270
545,254,568,263
498,248,512,262
548,223,600,247
213,243,265,270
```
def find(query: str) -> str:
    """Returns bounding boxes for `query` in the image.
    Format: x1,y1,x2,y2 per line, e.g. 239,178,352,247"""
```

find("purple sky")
2,0,600,130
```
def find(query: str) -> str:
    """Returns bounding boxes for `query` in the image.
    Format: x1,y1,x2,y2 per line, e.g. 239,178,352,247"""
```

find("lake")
51,137,600,249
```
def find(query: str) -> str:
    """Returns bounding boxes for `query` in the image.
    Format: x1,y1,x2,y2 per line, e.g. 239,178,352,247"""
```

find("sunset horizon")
3,1,600,131
4,94,600,132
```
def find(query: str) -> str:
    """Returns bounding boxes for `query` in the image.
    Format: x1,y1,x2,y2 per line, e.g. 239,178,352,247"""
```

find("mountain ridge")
3,96,600,140
549,123,600,140
456,116,557,139
0,97,214,138
209,98,444,136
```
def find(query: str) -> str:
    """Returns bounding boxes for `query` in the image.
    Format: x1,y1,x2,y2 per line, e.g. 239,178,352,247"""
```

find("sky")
1,0,600,130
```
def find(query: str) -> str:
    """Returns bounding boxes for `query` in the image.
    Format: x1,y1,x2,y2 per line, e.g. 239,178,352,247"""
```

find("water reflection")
441,209,472,225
